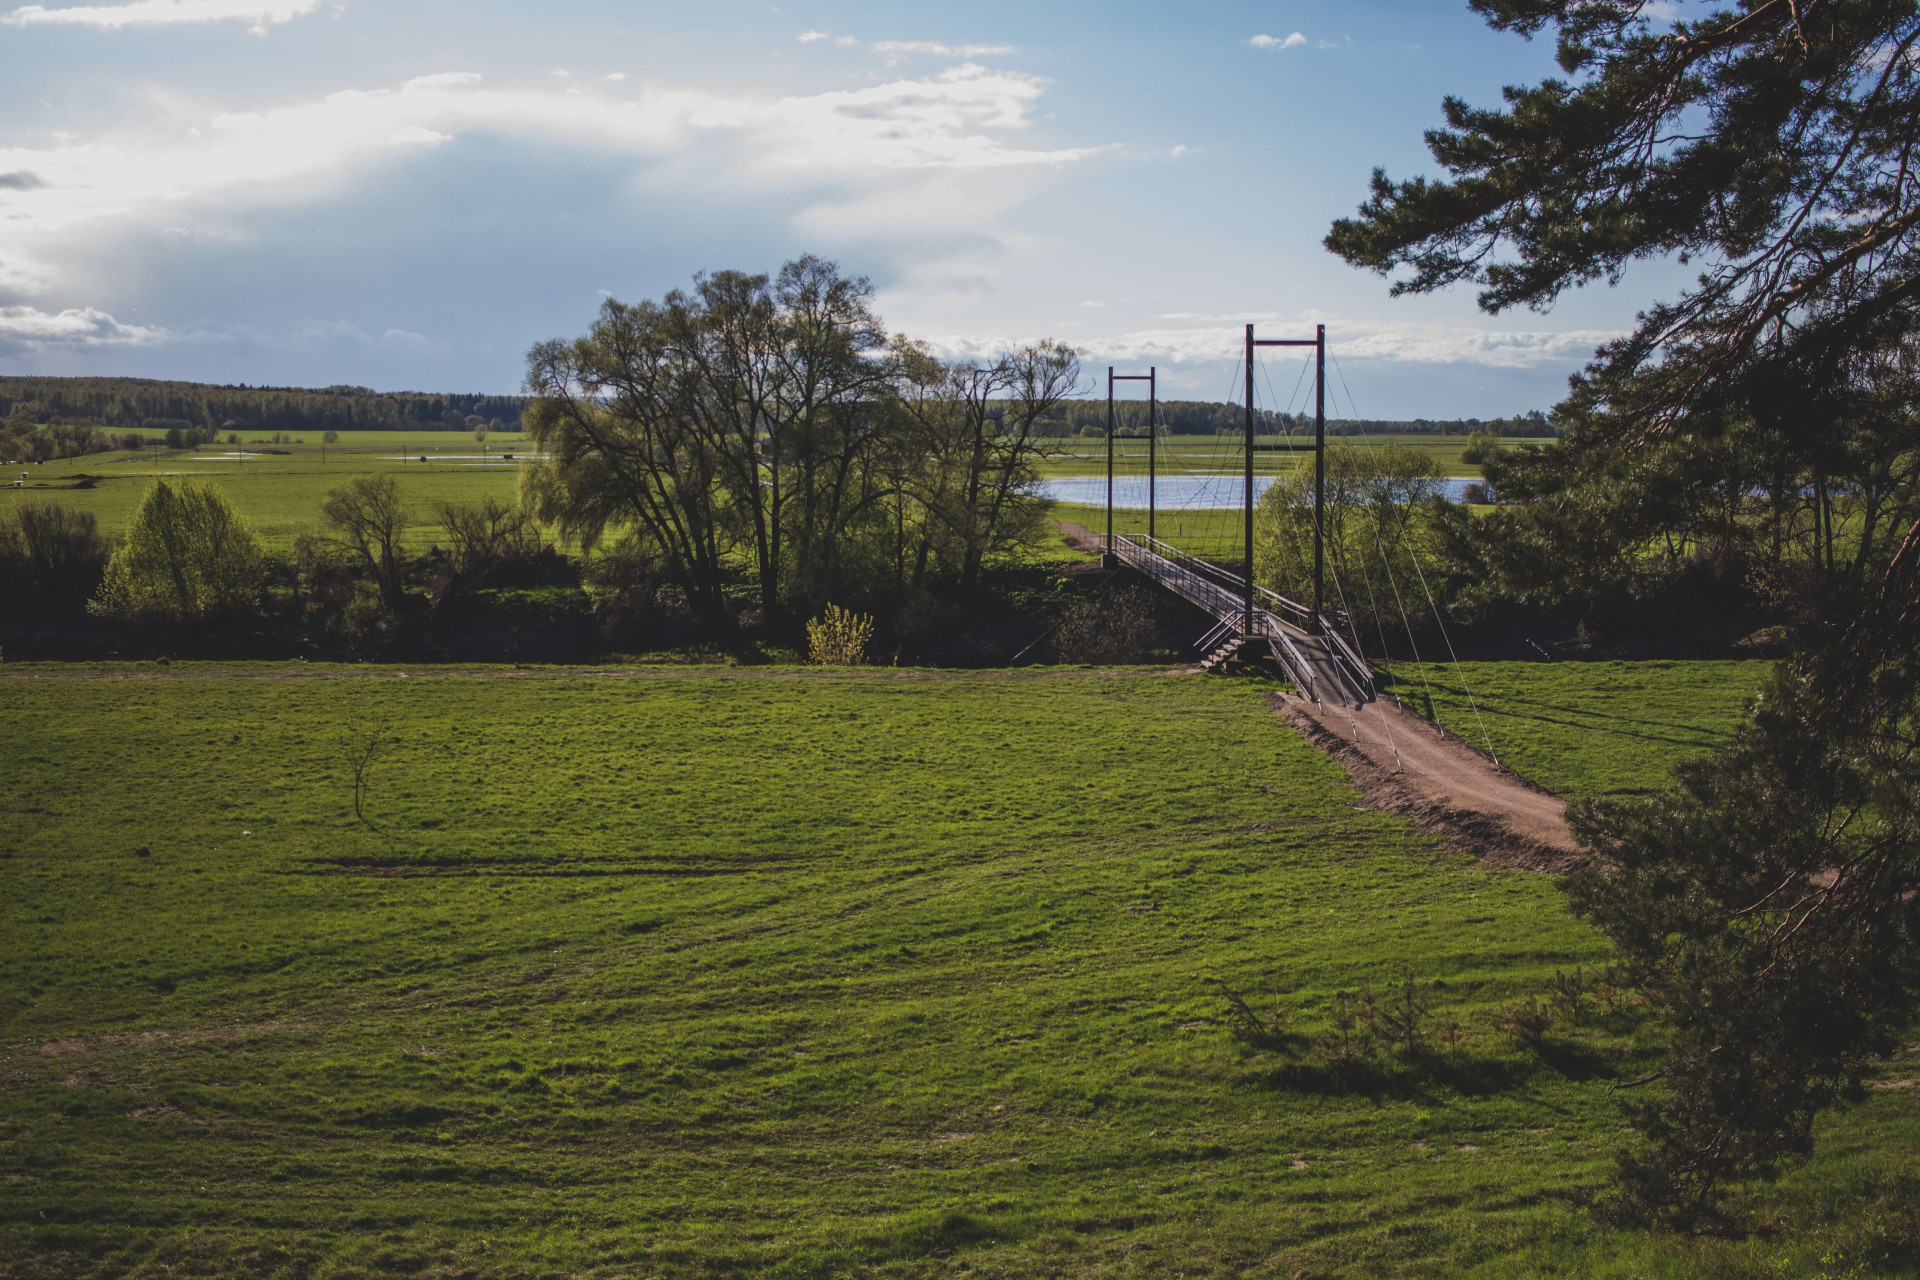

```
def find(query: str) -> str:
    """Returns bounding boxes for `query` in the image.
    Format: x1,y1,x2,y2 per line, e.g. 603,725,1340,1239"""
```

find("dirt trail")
1054,516,1583,870
1054,520,1105,554
1276,692,1588,873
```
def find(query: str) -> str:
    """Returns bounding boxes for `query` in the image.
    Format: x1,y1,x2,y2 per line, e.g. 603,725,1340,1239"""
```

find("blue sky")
0,0,1683,415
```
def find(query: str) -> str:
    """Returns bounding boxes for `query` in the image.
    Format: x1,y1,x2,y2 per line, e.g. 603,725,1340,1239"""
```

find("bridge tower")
1245,324,1326,634
1102,365,1156,568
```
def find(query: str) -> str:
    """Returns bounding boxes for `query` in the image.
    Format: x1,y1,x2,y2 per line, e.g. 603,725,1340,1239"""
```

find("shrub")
0,501,109,600
90,478,262,621
435,498,540,578
1053,583,1159,664
1493,996,1555,1051
1459,428,1504,466
807,604,874,665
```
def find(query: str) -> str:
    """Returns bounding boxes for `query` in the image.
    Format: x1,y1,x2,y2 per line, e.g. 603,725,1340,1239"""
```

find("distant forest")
0,376,529,436
1036,399,1556,438
0,375,1556,456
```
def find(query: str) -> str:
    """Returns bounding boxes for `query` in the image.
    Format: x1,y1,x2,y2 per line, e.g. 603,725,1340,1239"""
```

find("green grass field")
1,431,1506,558
1037,436,1525,481
1384,660,1774,805
3,662,1916,1278
1049,501,1252,562
1,432,530,551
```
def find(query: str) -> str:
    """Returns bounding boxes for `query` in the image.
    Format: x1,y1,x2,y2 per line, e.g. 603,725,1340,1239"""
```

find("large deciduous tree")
90,478,262,622
1328,0,1920,1221
521,256,1078,628
891,338,1082,592
320,475,412,609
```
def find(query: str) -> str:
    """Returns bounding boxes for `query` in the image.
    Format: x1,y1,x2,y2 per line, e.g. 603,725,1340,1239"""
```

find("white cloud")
379,327,432,350
293,319,436,351
605,72,626,82
387,125,449,146
404,71,480,89
917,320,1624,371
2,0,316,28
1334,325,1625,368
0,65,1104,297
1248,32,1306,51
0,304,168,353
870,40,1016,57
797,32,1017,58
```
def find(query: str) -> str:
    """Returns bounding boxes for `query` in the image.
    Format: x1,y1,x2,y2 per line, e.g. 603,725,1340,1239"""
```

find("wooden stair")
1198,634,1249,674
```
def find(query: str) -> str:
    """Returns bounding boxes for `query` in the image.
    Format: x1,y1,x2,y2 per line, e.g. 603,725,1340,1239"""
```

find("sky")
0,0,1689,416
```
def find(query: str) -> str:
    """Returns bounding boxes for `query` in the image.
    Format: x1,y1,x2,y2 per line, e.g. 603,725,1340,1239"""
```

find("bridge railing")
1119,534,1347,630
1251,616,1319,701
1110,533,1374,703
1316,617,1374,699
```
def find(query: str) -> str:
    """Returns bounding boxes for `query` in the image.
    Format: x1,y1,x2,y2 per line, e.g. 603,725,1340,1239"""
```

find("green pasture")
1049,500,1252,562
0,430,1512,557
1384,659,1773,805
0,432,531,551
3,662,1915,1278
1037,435,1525,480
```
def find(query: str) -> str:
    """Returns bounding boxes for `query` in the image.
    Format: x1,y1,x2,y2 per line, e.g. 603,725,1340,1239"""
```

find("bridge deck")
1109,535,1372,707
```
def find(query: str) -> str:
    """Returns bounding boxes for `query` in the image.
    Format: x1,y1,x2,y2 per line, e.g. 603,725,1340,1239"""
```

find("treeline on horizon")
0,374,1557,447
0,376,526,438
1041,400,1555,439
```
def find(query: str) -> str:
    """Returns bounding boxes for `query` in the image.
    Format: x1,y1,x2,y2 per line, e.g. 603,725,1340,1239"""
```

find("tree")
523,256,1079,629
1565,644,1920,1223
1327,0,1920,602
1255,441,1450,648
523,257,898,625
90,478,263,621
320,475,411,608
321,429,338,464
521,297,736,625
1326,0,1920,1219
892,338,1082,592
435,497,538,578
341,722,393,827
0,500,108,601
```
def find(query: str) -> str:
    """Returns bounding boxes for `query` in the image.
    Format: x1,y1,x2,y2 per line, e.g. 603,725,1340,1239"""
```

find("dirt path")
1053,520,1105,554
1276,691,1588,873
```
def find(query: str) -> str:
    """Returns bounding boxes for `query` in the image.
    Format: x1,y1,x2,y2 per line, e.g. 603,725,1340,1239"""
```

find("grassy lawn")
2,663,1914,1278
1382,660,1774,804
0,432,531,551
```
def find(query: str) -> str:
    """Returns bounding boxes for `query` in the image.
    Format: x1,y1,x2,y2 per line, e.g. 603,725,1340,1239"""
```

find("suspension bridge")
1090,323,1377,707
1107,533,1372,705
1073,323,1580,866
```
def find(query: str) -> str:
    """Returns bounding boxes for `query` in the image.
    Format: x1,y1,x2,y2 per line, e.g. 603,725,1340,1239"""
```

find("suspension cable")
1330,351,1501,764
